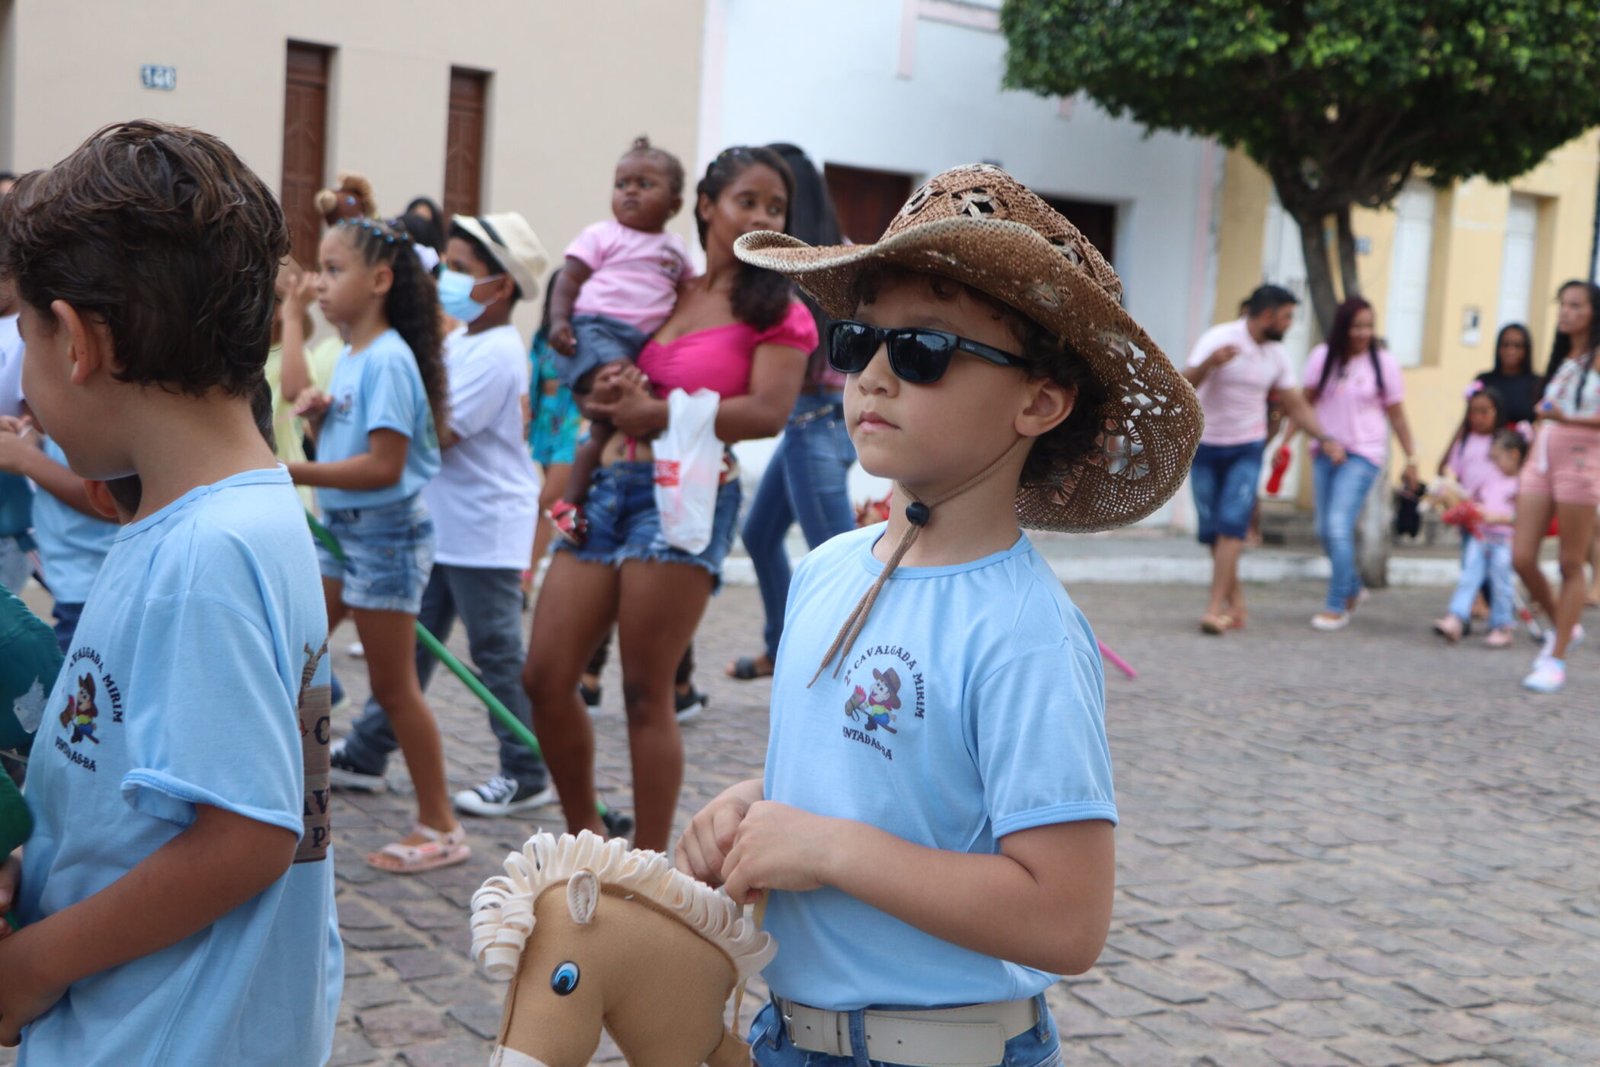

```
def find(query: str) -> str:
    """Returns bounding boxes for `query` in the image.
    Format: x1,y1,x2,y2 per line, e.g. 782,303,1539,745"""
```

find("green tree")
1001,0,1600,335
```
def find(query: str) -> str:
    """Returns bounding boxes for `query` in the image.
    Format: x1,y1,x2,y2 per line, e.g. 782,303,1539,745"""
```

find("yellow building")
1212,133,1600,498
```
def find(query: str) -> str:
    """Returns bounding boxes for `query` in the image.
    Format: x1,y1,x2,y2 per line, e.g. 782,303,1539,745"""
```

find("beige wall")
0,0,706,336
1215,133,1600,483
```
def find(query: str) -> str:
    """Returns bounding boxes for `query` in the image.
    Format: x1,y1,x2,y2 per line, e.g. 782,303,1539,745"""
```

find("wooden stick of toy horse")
472,830,775,1067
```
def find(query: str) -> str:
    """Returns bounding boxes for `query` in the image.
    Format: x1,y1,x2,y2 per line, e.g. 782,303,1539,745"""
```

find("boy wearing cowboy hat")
676,165,1200,1067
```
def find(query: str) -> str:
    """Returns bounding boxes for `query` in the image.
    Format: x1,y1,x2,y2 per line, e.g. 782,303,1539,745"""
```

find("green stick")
305,512,609,818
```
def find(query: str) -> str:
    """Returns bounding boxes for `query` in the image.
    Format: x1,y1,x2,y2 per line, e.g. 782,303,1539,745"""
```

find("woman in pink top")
1513,281,1600,694
1302,297,1420,631
521,146,815,851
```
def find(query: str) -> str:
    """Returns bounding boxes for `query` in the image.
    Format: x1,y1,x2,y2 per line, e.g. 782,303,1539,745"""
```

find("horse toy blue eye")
550,961,580,995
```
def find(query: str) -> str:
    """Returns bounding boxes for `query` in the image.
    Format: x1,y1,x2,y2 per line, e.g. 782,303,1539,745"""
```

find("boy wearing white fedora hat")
332,212,559,819
677,165,1201,1067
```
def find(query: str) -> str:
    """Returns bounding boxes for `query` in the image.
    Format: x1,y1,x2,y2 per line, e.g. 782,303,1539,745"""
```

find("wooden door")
1042,195,1116,267
443,68,489,220
824,164,914,244
281,42,330,269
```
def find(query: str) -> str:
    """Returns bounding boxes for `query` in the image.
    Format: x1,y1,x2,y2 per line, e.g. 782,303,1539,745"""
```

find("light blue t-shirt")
30,440,117,604
315,327,441,511
18,466,342,1067
762,525,1117,1011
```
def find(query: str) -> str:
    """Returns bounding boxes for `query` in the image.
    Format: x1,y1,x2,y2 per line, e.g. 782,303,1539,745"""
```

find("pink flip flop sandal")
366,823,471,875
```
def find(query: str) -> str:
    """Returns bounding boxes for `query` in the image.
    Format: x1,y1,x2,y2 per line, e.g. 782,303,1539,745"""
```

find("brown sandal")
1199,613,1233,635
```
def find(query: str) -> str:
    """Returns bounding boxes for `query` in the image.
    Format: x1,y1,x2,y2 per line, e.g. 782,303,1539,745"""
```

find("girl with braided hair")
289,216,465,872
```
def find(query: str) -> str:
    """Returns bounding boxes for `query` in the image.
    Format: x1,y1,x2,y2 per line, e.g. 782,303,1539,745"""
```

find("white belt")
775,996,1039,1067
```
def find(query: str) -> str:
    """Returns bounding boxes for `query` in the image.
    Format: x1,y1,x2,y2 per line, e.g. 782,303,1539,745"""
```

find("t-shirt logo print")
59,672,101,745
845,667,902,734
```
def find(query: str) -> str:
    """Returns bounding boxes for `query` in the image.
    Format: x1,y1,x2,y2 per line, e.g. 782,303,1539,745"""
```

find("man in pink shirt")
1183,286,1344,633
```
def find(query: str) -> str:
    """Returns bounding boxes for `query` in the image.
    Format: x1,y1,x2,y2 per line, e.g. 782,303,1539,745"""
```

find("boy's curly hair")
0,120,288,398
848,267,1106,488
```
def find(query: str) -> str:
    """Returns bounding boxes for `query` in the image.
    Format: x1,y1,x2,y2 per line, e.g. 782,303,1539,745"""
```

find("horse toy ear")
567,869,599,926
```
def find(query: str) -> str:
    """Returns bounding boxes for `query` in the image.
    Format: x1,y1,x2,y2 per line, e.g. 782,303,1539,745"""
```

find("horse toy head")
471,830,775,1067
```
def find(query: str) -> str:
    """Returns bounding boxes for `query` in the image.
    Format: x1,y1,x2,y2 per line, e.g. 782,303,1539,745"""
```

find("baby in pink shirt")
546,138,692,542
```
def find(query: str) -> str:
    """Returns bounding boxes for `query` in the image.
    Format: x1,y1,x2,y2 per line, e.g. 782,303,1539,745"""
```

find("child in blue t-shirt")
288,216,466,874
0,120,341,1065
675,166,1201,1067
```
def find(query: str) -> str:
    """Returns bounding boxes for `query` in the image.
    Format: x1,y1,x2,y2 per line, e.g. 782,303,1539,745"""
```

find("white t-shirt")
1187,318,1297,447
424,325,542,569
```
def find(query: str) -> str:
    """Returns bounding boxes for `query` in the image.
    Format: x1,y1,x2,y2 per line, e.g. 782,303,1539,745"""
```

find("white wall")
706,0,1217,525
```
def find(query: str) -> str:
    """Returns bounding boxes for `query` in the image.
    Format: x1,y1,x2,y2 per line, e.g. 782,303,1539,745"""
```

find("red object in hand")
1441,500,1485,538
1265,444,1291,495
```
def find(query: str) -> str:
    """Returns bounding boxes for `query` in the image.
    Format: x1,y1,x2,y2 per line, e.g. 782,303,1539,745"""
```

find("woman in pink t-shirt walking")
1303,297,1420,631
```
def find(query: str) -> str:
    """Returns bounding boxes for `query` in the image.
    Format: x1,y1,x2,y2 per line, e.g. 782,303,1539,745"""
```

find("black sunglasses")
827,320,1029,384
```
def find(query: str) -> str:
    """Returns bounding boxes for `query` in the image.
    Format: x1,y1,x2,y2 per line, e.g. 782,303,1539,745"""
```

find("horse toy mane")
472,831,775,1067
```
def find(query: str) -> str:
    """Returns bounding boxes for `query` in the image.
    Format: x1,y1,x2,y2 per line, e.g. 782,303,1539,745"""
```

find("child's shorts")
561,313,649,391
555,460,741,590
317,494,435,614
1521,423,1600,507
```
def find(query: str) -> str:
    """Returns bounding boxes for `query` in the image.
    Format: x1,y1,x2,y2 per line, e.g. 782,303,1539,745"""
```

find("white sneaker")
1540,624,1584,660
453,775,557,817
1311,612,1350,632
1522,658,1566,694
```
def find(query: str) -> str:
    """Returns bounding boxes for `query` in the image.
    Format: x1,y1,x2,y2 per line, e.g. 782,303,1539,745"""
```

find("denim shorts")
749,997,1061,1067
556,460,741,589
562,313,649,391
1189,440,1265,544
316,494,435,614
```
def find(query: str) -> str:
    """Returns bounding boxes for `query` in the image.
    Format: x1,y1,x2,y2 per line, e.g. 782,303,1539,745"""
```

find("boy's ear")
1016,378,1076,440
666,193,684,220
82,479,125,523
51,300,112,386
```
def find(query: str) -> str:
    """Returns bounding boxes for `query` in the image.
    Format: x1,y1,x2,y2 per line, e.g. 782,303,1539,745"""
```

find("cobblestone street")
7,578,1598,1065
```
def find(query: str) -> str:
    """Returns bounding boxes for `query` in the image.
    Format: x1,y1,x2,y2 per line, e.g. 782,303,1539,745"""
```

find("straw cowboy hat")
452,212,550,304
734,164,1201,533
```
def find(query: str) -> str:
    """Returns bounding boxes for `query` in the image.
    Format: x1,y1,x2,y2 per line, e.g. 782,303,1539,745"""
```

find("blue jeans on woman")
743,392,857,661
1312,452,1381,613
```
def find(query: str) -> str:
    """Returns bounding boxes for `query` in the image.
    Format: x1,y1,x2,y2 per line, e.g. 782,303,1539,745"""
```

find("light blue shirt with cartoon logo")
17,466,341,1067
315,327,441,511
762,524,1116,1011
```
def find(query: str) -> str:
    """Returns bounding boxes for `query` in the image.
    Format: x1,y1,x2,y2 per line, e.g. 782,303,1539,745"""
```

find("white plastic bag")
653,388,723,553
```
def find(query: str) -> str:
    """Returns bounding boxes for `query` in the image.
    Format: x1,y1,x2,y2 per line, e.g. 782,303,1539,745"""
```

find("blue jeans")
316,494,435,614
1312,453,1381,613
750,997,1060,1067
337,563,547,788
1449,535,1514,630
557,461,742,589
743,393,857,659
1189,440,1265,544
50,601,84,654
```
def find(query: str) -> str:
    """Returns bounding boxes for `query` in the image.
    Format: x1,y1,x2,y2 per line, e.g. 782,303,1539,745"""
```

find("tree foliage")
1001,0,1600,332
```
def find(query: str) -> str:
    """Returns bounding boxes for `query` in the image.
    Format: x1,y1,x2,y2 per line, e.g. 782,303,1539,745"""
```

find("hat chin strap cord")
809,436,1030,686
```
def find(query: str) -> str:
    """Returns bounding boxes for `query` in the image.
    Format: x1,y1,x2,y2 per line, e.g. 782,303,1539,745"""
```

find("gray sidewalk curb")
718,540,1564,589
